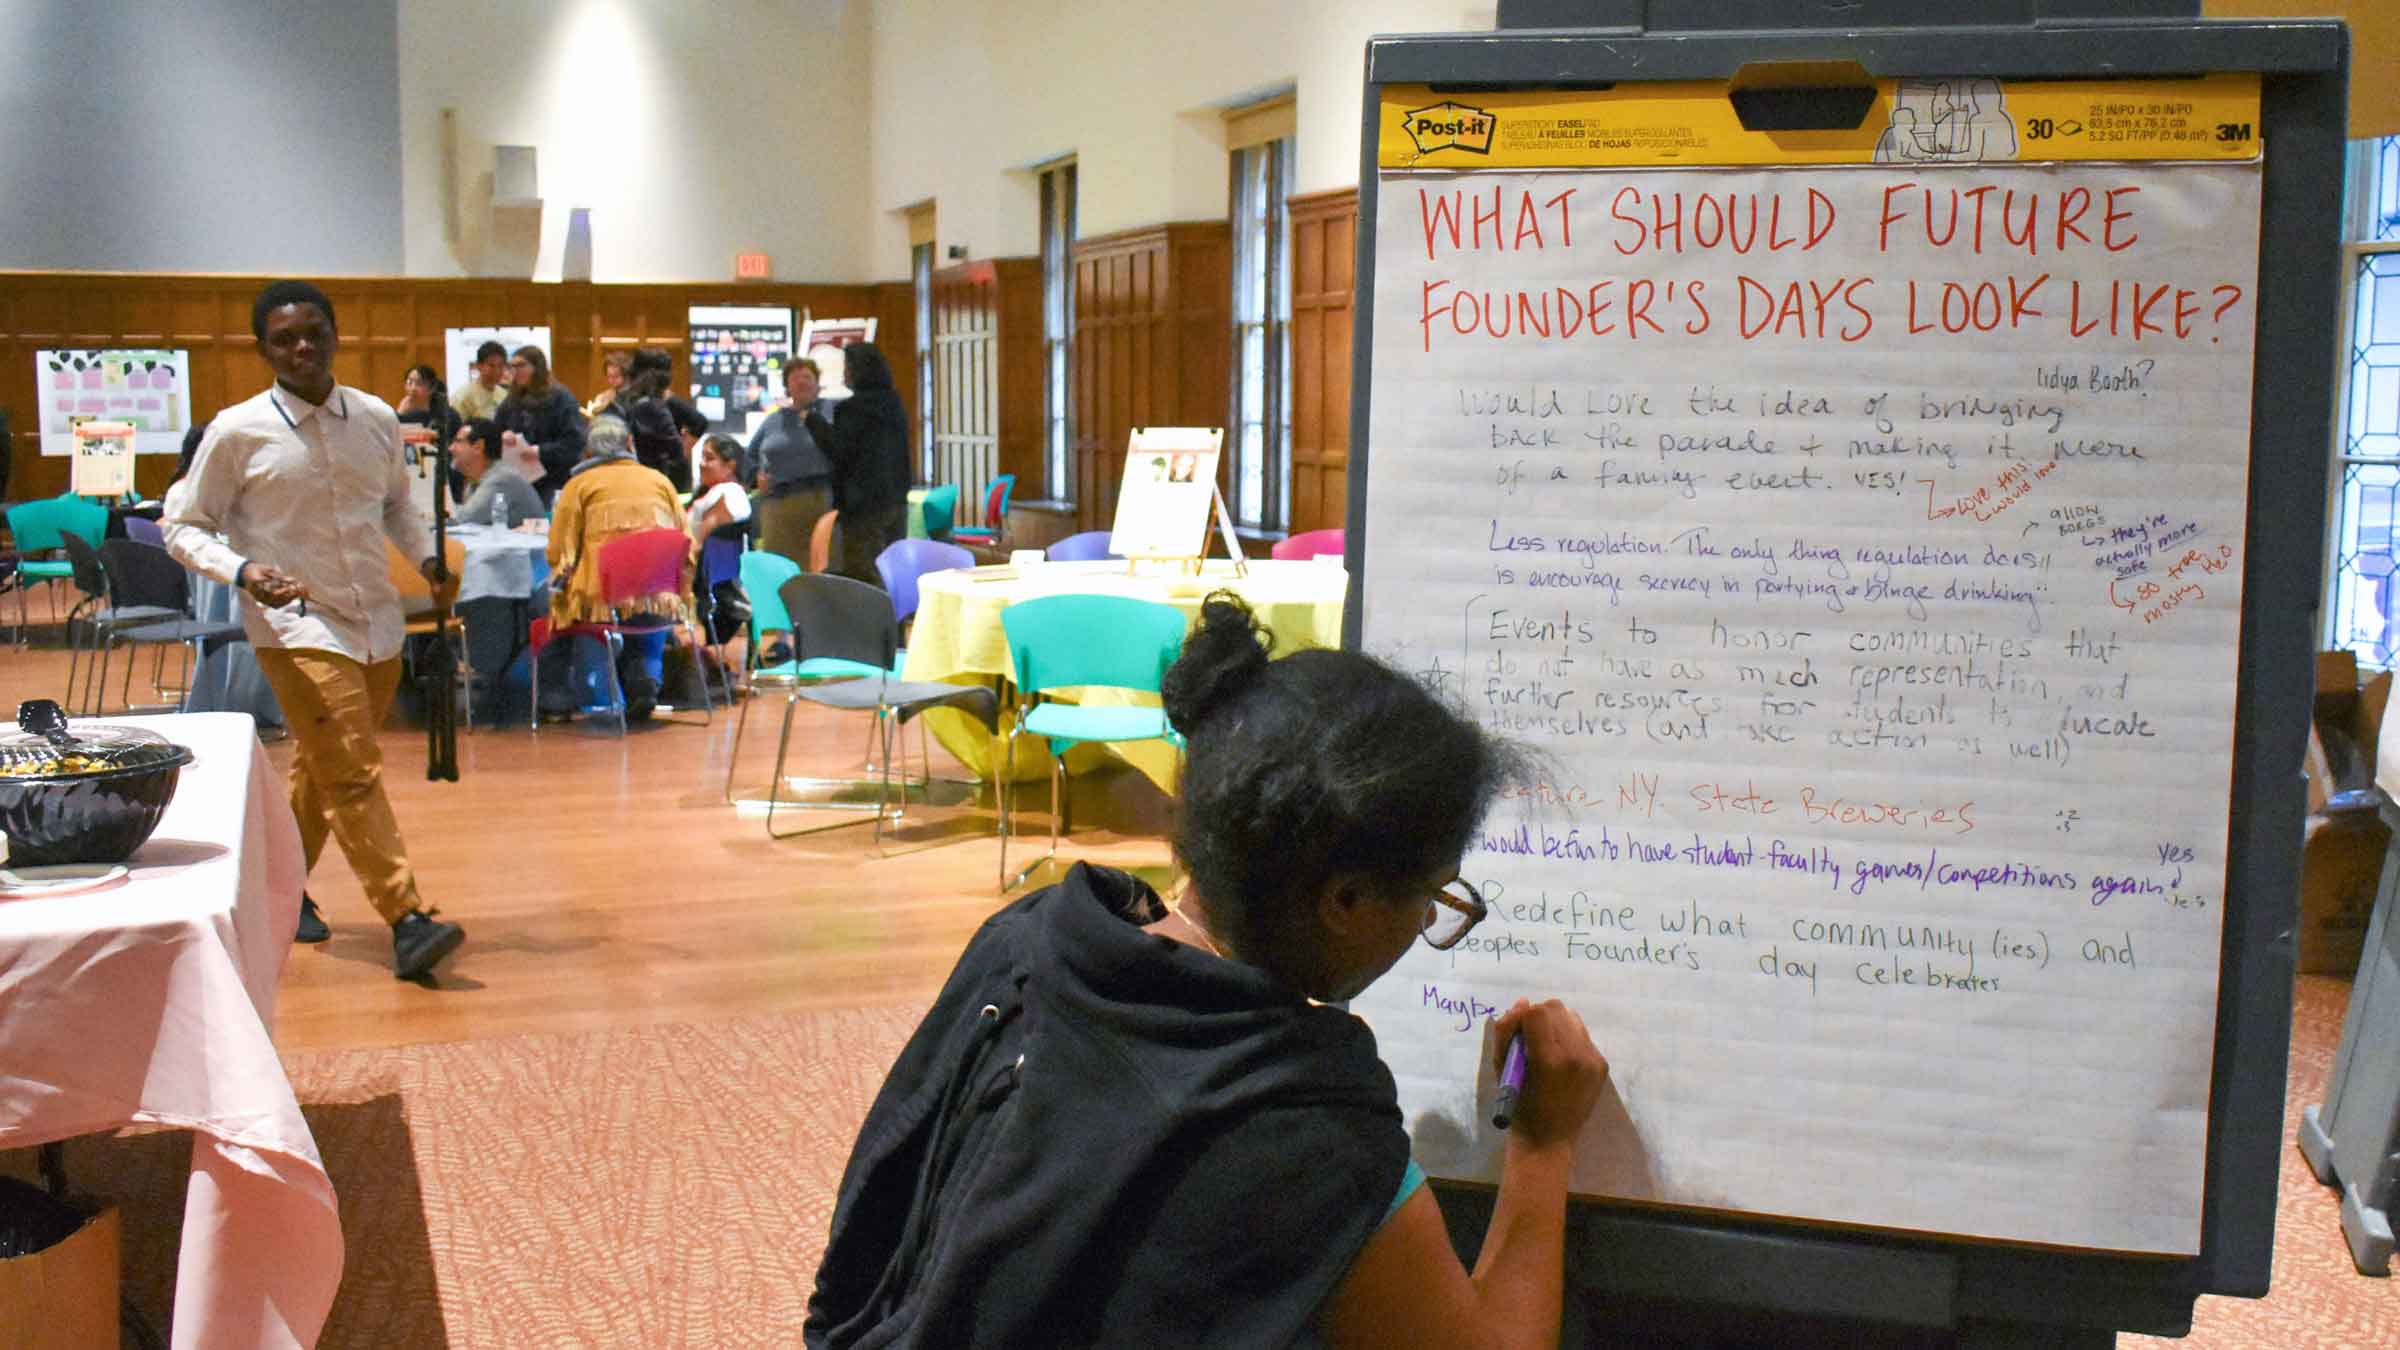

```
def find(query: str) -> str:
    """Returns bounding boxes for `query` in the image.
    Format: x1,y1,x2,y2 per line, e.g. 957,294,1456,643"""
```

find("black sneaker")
295,894,330,944
623,675,659,722
391,909,465,980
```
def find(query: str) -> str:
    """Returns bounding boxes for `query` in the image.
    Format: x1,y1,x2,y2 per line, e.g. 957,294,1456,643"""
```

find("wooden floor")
0,639,1179,1055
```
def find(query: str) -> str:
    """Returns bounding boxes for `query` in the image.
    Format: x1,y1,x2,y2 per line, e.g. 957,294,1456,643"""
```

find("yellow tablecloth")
902,558,1348,787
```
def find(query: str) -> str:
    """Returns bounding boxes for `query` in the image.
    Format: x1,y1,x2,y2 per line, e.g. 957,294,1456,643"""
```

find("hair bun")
1162,592,1273,736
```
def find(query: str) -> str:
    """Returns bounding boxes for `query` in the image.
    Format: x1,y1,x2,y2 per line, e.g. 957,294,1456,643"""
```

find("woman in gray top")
452,418,545,528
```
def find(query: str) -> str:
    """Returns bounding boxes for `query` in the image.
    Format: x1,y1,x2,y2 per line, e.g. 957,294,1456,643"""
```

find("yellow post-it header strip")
1378,74,2262,169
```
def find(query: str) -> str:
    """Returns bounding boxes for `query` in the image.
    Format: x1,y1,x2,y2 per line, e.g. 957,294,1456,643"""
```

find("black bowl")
0,750,193,866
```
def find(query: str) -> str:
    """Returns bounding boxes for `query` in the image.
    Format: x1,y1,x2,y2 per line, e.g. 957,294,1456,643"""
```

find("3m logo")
1404,101,1496,156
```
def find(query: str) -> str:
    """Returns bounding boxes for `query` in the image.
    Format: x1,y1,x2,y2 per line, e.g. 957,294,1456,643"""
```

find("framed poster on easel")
69,420,136,497
1106,427,1243,572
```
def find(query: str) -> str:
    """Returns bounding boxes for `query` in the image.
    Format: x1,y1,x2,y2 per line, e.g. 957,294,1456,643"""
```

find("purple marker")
1491,1032,1528,1130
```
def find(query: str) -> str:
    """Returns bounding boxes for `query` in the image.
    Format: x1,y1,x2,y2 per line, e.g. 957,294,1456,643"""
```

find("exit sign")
735,252,770,279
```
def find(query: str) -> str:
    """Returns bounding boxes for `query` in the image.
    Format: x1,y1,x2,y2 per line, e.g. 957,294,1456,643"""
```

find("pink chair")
531,527,714,734
1271,528,1345,561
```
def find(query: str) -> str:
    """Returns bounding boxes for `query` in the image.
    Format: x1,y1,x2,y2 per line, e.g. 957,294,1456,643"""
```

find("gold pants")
255,648,420,924
754,486,831,567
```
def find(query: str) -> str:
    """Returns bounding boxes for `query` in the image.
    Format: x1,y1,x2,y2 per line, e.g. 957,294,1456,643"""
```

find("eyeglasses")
1421,878,1487,951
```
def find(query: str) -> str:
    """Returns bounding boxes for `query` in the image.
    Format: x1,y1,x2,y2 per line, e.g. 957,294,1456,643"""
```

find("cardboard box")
0,1204,118,1350
2299,798,2388,977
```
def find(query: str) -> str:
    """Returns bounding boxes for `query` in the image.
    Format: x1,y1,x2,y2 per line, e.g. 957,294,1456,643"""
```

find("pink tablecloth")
0,712,341,1349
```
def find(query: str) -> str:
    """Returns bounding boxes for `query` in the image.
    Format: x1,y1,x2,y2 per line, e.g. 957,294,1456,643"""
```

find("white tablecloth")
448,523,551,605
0,713,342,1349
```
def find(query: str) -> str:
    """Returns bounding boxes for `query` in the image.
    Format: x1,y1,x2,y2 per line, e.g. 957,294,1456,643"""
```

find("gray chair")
57,532,177,714
95,540,246,713
764,573,999,842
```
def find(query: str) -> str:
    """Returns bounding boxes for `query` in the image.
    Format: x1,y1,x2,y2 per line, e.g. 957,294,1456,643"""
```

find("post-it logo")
1404,100,1497,156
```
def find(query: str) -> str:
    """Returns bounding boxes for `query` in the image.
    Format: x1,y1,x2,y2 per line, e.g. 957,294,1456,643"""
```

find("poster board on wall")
442,327,551,402
688,305,796,433
797,317,877,399
35,350,191,456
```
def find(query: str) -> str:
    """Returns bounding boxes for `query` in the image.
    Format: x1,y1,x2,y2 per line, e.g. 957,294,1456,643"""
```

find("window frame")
1040,160,1078,504
913,239,936,484
1227,135,1294,533
2321,136,2400,663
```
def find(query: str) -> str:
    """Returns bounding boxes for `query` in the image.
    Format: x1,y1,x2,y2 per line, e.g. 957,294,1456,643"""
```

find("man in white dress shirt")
163,280,467,981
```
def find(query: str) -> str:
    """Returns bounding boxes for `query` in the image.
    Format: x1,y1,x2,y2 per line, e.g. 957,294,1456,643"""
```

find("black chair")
765,573,999,842
57,532,177,714
95,540,246,713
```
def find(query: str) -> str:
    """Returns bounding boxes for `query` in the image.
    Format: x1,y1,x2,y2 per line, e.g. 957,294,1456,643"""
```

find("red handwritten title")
1412,183,2246,353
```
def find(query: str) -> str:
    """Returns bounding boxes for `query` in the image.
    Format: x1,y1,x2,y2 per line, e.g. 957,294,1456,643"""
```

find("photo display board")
689,305,796,433
1109,427,1227,561
1349,74,2265,1254
443,327,551,401
36,349,191,456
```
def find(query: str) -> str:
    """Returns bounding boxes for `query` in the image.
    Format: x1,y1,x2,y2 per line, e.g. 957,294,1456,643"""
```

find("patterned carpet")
49,979,2400,1346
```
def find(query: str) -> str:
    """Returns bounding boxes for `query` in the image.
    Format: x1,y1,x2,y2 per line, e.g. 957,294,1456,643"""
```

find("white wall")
396,0,874,283
0,0,404,273
865,1,1494,280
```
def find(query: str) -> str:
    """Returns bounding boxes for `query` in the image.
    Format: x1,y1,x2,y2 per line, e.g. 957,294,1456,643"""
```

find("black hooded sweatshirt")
806,344,911,517
805,863,1410,1349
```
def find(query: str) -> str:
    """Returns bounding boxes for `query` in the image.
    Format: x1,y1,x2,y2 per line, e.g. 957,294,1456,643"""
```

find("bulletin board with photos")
688,305,796,435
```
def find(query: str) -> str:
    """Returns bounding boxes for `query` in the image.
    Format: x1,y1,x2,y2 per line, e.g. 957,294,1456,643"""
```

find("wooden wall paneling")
1287,187,1357,536
930,261,998,512
1067,223,1230,534
992,257,1043,498
0,273,878,501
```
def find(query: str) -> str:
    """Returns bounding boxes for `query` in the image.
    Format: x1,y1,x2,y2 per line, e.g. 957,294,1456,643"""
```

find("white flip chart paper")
1352,161,2261,1253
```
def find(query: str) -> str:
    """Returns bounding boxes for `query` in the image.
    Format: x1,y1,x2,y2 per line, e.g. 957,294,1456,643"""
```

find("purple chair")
123,516,166,547
1045,530,1118,562
875,538,975,625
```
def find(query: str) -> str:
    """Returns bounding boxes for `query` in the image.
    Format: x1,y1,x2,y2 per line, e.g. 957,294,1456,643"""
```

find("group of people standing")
390,335,911,589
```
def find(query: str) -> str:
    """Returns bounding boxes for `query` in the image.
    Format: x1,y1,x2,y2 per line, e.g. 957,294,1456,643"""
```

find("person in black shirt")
804,342,910,586
808,595,1610,1349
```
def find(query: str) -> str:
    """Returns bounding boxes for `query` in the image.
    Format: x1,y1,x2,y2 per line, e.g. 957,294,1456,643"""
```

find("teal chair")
723,548,901,808
921,483,960,542
953,474,1014,548
997,594,1188,891
6,494,109,646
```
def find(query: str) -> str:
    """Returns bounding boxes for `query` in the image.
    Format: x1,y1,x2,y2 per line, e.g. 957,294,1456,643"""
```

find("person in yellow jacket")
541,417,689,721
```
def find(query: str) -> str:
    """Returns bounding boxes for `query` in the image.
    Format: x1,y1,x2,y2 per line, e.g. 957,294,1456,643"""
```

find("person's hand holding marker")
1489,998,1609,1145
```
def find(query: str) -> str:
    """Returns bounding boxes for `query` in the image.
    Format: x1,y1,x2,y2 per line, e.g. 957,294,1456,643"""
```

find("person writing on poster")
453,339,510,422
808,594,1609,1349
804,342,909,586
161,279,467,981
495,344,586,501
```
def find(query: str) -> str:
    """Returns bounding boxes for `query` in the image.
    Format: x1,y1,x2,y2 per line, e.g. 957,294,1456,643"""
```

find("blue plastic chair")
953,474,1014,547
921,483,960,541
6,494,108,644
997,594,1188,890
1045,530,1119,563
876,538,975,625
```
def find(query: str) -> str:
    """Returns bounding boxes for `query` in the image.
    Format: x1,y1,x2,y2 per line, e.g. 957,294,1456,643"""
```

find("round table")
446,523,554,716
901,557,1348,787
